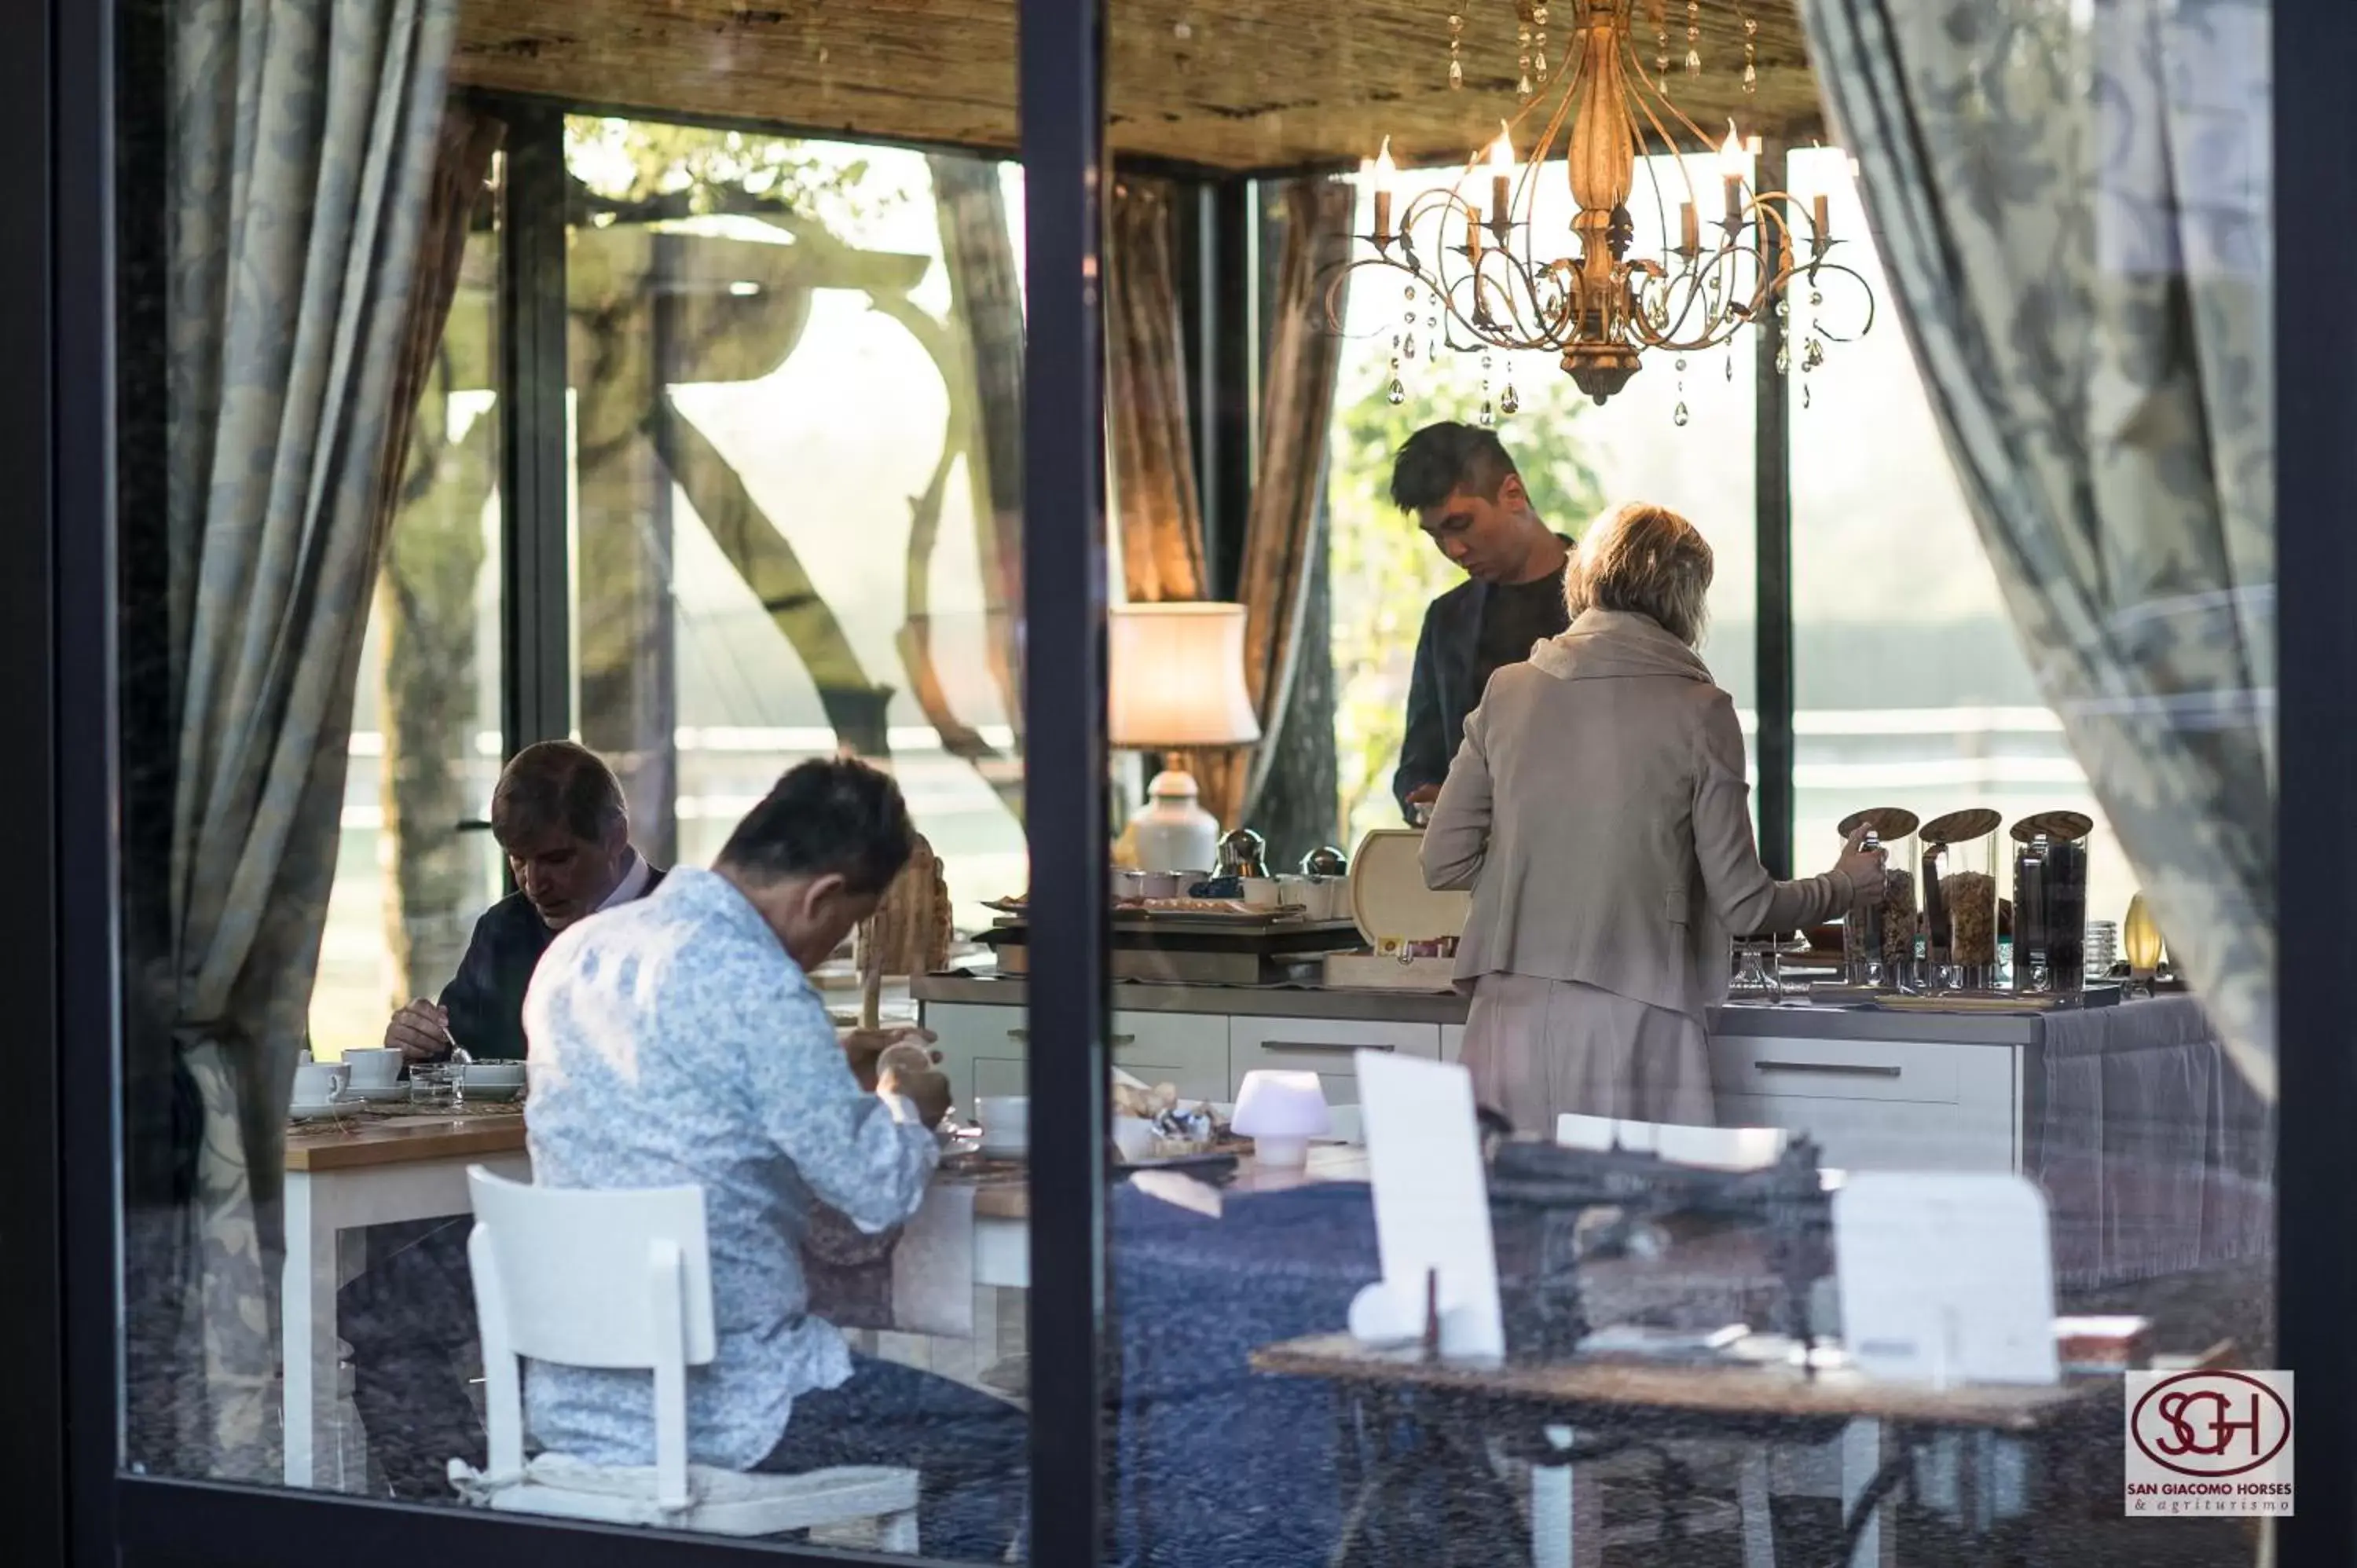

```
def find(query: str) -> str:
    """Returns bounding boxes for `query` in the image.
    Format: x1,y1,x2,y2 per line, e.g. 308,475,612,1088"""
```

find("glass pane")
564,122,1029,932
1099,3,2275,1568
119,5,1029,1558
562,119,1032,1558
1787,148,2134,920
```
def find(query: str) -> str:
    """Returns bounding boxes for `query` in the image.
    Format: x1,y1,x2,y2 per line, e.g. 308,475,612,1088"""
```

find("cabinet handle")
1003,1029,1135,1046
1753,1059,1902,1079
1261,1039,1391,1054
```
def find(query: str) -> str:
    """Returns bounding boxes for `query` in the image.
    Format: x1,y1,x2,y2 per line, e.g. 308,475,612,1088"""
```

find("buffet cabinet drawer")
1714,1093,2017,1173
1709,1035,1992,1105
1109,1010,1232,1104
1227,1016,1441,1105
923,1002,1231,1108
1710,1033,2020,1172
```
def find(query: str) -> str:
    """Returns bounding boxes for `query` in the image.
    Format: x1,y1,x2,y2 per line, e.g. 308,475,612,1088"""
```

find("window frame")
9,0,2354,1565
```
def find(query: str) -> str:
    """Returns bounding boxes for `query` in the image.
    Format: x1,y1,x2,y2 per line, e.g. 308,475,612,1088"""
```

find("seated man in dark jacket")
1388,422,1574,822
383,739,662,1063
349,741,664,1497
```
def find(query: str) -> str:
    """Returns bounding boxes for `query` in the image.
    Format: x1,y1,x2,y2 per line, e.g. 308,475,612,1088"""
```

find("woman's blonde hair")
1566,502,1715,647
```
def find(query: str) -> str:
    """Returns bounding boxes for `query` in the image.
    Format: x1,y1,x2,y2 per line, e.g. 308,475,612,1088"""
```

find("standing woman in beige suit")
1420,503,1885,1134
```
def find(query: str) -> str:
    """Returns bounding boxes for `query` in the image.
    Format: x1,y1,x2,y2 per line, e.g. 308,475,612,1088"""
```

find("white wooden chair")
449,1166,920,1545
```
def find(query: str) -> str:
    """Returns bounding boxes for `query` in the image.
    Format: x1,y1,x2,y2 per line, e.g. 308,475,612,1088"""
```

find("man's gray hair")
1565,502,1716,647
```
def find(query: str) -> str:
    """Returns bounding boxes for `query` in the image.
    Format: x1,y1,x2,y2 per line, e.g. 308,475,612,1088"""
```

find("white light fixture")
1231,1069,1331,1169
1109,603,1261,874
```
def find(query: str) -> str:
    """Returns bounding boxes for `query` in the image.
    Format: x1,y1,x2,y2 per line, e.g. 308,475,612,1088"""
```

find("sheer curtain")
158,0,473,1473
1799,0,2275,1094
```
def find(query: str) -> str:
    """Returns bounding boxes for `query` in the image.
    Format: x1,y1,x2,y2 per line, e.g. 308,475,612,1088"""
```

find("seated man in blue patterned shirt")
522,757,1021,1555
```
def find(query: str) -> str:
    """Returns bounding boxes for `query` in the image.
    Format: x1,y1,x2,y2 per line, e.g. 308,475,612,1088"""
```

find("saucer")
461,1083,523,1103
288,1101,353,1122
343,1083,409,1105
977,1137,1030,1160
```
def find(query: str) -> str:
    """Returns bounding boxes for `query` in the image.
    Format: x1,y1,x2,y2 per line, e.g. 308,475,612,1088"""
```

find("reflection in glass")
565,121,1028,929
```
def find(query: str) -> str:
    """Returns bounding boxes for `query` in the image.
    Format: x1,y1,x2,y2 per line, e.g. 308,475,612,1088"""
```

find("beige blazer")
1421,609,1855,1020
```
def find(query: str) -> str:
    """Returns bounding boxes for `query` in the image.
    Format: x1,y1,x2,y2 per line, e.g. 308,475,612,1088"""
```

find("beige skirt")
1457,971,1714,1138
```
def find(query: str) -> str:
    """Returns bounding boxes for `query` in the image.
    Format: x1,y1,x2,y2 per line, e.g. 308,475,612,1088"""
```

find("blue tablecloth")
1110,1179,1379,1568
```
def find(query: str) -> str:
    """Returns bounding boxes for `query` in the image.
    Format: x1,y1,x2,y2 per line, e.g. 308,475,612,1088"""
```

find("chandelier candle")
1373,137,1396,247
1719,123,1745,233
1489,125,1514,231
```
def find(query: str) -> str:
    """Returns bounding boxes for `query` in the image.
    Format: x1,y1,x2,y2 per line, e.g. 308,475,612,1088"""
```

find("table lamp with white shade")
1109,603,1262,874
1231,1069,1331,1168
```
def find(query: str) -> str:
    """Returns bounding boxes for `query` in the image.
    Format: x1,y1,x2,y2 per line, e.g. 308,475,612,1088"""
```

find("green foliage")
1325,353,1605,841
563,118,900,232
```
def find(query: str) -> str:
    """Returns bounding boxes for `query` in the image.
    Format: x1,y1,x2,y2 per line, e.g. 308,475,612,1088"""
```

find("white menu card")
1834,1172,2059,1387
1350,1051,1505,1359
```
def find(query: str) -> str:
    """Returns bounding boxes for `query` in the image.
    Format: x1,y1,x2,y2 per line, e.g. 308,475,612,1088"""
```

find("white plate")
344,1084,409,1105
288,1102,354,1122
462,1083,523,1103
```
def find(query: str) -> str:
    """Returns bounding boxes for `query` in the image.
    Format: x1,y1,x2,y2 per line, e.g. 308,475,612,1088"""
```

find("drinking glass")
408,1063,460,1109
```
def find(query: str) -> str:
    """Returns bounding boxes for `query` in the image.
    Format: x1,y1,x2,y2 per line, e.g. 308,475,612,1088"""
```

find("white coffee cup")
289,1061,349,1110
343,1047,402,1089
977,1095,1030,1157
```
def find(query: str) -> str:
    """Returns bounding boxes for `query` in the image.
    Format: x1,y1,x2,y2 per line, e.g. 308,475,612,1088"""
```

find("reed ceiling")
453,0,1827,172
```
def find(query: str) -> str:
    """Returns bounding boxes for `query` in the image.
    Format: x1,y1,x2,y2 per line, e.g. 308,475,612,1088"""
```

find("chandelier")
1334,0,1875,411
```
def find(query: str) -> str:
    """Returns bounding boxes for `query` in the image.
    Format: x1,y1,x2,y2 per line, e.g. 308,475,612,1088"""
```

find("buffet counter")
915,979,2266,1289
917,972,2071,1167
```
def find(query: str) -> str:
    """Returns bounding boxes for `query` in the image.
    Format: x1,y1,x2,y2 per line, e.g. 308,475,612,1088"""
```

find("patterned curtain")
161,0,470,1475
1105,175,1354,829
1798,0,2275,1093
1107,178,1211,606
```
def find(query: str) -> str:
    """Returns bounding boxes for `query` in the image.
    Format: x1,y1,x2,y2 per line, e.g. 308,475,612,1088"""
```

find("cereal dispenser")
1838,807,1919,989
2011,811,2095,993
1919,809,2002,991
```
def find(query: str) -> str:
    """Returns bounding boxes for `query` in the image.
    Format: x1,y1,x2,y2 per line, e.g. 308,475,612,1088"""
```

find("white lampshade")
1232,1069,1330,1168
1109,603,1263,749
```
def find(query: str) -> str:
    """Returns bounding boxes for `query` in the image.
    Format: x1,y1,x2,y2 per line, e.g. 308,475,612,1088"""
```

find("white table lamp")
1109,603,1262,874
1231,1069,1330,1168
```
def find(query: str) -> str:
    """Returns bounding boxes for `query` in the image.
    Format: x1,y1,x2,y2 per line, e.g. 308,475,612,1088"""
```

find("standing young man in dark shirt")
1389,421,1574,820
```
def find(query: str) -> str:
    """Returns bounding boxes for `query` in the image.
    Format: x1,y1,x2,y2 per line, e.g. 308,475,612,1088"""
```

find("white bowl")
460,1061,527,1087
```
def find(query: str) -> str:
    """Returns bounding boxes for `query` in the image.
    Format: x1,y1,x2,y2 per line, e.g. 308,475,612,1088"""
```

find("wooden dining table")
281,1112,533,1490
279,1108,1357,1493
